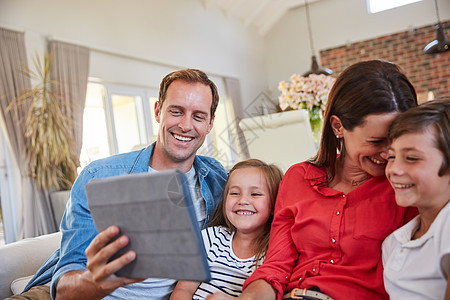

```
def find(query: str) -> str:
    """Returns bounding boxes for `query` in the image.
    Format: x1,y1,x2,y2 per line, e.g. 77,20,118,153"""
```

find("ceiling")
198,0,321,36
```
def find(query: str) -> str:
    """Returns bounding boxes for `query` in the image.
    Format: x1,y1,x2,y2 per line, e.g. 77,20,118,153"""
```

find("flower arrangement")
278,73,335,112
278,73,336,143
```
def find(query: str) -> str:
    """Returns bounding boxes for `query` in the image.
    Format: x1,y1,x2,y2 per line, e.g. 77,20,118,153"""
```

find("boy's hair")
389,98,450,176
208,159,284,267
158,69,219,122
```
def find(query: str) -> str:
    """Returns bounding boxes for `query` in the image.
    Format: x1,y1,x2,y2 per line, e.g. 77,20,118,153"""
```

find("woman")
206,60,418,300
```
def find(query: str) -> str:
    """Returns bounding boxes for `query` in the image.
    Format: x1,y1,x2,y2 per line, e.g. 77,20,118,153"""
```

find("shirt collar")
304,164,342,197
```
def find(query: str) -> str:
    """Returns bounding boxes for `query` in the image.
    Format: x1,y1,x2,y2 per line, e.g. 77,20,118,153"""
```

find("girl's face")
386,130,450,211
340,112,397,177
225,167,272,237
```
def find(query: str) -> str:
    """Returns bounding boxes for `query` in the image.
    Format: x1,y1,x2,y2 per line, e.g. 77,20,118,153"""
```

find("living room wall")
0,0,268,111
320,20,450,101
263,0,450,101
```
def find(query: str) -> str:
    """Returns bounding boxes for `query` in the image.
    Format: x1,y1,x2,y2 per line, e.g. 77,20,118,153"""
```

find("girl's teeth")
236,211,254,215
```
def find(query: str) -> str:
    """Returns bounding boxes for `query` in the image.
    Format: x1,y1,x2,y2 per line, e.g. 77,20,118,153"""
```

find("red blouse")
244,162,417,300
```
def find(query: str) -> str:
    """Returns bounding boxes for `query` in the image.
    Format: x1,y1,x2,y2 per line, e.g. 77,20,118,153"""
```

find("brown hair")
309,60,418,184
158,69,219,122
209,159,284,267
389,98,450,176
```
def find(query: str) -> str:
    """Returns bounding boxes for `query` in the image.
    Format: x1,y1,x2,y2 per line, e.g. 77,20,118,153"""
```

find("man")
20,69,228,299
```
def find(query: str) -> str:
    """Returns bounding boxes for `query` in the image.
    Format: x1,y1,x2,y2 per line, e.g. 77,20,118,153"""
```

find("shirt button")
336,211,340,215
342,194,346,198
332,238,336,243
312,268,316,272
330,259,334,264
285,275,289,279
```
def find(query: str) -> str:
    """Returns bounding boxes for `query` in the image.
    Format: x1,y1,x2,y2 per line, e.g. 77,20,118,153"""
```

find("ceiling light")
302,0,333,76
424,0,450,54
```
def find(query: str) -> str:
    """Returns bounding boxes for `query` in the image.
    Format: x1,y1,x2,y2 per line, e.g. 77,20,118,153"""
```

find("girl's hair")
208,159,284,266
308,60,418,184
389,98,450,176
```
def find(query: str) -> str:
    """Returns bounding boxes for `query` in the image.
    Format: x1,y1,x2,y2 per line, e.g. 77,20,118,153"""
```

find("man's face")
154,80,214,168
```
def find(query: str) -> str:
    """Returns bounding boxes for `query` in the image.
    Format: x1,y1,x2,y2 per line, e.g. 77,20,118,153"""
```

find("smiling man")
18,69,228,300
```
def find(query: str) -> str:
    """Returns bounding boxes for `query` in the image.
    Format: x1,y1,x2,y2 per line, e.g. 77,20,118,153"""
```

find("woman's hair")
158,69,219,122
309,60,418,184
208,159,284,267
389,97,450,176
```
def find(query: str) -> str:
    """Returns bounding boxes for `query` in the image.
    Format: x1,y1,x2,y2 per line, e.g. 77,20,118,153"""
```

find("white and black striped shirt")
193,226,264,299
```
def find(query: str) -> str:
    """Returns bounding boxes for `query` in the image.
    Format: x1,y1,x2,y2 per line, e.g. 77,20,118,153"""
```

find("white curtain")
224,77,249,159
48,40,90,164
0,27,56,239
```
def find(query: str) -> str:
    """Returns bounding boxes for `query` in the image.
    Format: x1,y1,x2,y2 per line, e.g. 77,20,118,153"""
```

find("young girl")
382,98,450,299
170,159,283,299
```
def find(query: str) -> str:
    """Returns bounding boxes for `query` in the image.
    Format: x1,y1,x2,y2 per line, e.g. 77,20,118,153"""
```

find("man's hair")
208,159,284,268
158,69,219,122
389,98,450,176
309,60,418,184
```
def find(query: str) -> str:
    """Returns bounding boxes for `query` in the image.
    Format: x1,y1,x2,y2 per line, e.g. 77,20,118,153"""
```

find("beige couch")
0,232,61,298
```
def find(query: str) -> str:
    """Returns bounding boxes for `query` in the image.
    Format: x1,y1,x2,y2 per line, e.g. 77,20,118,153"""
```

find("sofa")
0,232,61,298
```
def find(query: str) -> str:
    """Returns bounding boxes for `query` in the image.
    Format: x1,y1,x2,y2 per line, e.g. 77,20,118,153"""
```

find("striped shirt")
193,226,264,299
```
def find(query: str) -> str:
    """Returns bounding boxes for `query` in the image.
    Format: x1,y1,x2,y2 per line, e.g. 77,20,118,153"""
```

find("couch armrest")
0,232,61,298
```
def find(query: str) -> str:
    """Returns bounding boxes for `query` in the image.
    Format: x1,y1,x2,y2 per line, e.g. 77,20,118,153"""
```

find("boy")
382,98,450,299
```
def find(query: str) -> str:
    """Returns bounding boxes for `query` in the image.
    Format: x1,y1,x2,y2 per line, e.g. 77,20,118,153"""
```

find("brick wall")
320,21,449,102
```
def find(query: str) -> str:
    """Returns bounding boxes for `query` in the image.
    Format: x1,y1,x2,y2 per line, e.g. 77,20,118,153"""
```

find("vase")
308,107,323,147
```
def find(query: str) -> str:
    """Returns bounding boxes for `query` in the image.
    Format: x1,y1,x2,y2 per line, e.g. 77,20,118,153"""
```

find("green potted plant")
7,51,78,193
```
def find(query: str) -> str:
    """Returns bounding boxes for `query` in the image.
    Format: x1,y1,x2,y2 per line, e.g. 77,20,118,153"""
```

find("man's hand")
55,226,144,300
85,225,143,291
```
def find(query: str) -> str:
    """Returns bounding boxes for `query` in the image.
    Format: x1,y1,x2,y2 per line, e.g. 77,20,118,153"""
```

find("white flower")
278,73,336,113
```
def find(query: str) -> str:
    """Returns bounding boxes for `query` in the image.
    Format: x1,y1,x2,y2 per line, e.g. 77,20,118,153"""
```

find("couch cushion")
0,232,61,298
11,275,33,295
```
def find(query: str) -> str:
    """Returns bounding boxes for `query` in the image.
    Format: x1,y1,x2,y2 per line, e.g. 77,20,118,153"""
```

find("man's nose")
178,115,193,132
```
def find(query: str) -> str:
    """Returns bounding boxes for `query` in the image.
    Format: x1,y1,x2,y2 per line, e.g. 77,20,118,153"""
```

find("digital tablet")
86,170,211,281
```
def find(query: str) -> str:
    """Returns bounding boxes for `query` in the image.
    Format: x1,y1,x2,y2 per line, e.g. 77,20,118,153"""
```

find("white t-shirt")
382,201,450,300
193,226,264,299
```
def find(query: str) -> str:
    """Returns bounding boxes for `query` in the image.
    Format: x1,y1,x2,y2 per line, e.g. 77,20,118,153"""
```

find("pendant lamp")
423,0,450,54
302,0,332,76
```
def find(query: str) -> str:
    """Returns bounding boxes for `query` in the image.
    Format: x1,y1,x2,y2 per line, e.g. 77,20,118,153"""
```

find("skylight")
368,0,423,13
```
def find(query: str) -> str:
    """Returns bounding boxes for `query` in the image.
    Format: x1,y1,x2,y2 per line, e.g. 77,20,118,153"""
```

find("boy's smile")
386,128,450,213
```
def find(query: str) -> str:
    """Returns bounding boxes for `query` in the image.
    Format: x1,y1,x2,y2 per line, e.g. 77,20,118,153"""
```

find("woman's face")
341,112,398,177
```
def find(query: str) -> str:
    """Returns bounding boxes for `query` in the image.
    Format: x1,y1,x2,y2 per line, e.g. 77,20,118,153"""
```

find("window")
80,81,240,170
367,0,422,13
80,83,159,169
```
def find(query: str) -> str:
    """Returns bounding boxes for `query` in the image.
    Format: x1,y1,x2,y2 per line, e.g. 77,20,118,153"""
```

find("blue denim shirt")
24,143,227,299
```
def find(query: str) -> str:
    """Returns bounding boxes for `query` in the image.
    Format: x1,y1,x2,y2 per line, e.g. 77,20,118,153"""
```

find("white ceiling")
198,0,321,36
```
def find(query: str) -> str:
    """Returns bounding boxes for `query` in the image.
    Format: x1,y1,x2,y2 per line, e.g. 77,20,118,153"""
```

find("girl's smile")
225,167,272,238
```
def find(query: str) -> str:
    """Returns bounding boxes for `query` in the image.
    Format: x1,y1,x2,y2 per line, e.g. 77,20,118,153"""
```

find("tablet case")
85,170,211,281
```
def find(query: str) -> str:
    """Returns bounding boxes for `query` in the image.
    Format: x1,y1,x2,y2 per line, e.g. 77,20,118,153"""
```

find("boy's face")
386,129,450,212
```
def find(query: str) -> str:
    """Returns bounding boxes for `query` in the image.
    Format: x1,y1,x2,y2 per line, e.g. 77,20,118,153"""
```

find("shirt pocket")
352,198,399,240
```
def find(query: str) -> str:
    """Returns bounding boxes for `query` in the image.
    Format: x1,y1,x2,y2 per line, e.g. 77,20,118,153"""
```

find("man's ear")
154,101,161,123
330,115,343,137
207,116,215,134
